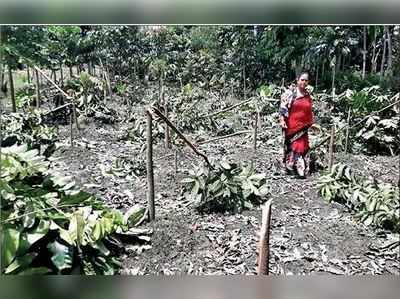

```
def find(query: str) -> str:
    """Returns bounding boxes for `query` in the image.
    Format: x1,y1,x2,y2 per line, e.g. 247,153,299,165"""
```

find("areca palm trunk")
362,26,367,79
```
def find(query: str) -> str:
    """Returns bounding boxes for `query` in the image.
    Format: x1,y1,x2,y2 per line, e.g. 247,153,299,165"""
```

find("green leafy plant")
0,110,57,157
1,144,147,275
318,163,400,232
181,161,269,213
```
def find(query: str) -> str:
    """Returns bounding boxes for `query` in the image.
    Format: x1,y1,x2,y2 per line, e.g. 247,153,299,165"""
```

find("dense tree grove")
1,25,399,96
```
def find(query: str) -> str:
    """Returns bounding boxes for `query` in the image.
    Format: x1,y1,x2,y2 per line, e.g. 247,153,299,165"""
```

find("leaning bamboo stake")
328,125,335,172
150,106,212,168
146,110,155,221
200,97,254,119
198,130,252,145
344,108,351,153
257,199,273,275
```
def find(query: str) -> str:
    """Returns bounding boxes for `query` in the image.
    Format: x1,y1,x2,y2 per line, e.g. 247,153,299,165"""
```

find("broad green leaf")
4,253,37,274
1,228,20,269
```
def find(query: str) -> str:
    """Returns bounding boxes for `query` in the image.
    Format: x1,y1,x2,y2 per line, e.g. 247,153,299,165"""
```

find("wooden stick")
33,65,71,100
257,199,272,275
150,106,212,168
174,149,178,177
253,112,259,152
73,103,80,131
164,99,170,149
199,97,255,119
344,108,351,153
197,130,252,145
146,110,155,221
42,102,72,115
70,110,73,147
328,125,335,172
8,65,16,112
34,69,40,108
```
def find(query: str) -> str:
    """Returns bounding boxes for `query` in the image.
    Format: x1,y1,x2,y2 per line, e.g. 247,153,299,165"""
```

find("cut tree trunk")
257,199,272,275
8,65,16,112
146,110,155,221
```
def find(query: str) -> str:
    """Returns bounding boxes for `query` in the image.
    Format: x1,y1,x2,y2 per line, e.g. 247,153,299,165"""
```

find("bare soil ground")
50,96,400,275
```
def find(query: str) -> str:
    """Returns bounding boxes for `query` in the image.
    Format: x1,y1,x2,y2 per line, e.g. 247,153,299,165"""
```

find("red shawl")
286,95,314,136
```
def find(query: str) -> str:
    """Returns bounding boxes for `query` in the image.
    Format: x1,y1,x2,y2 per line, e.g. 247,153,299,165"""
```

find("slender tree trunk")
52,69,57,84
8,65,16,112
380,29,387,77
315,64,319,90
386,26,393,76
371,28,377,73
60,62,64,87
35,69,40,108
362,26,367,79
69,66,73,78
243,65,246,100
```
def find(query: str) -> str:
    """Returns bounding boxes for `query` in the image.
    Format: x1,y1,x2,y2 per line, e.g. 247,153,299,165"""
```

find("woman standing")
279,72,314,178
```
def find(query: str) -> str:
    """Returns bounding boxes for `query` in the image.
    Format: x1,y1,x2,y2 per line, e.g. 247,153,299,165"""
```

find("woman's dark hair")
296,71,310,80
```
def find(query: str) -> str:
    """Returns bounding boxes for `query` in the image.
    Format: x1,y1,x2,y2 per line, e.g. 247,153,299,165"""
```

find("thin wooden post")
164,98,170,149
35,69,40,108
257,199,272,275
328,125,335,172
73,103,80,131
146,110,155,221
174,149,178,177
70,110,73,147
344,108,351,153
8,65,16,112
253,111,259,152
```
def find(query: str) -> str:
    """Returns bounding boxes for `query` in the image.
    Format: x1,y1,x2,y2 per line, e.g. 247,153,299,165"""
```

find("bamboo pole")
146,110,155,221
198,130,252,145
174,149,178,177
35,69,40,108
199,97,255,119
328,125,335,172
344,108,351,153
164,98,170,149
253,112,259,152
70,110,73,147
150,106,212,168
257,199,272,275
